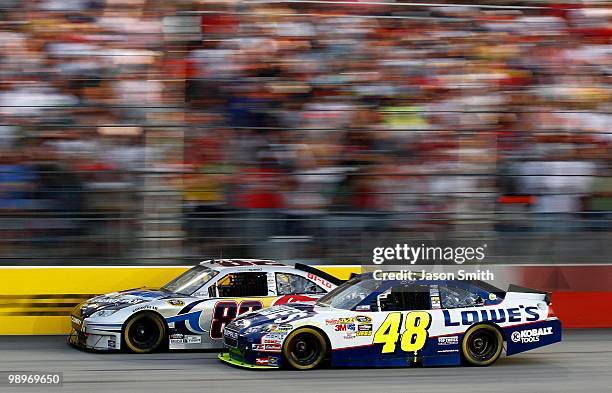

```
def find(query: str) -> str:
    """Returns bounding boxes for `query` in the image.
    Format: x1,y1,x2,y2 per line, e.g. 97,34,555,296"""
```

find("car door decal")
169,299,209,334
166,310,206,334
373,311,432,355
210,300,263,339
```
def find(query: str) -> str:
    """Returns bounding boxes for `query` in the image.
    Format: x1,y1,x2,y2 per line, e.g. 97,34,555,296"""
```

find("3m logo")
511,327,553,343
335,324,355,332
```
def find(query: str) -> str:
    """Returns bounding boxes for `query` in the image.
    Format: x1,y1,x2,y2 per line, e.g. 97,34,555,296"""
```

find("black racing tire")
122,312,166,354
282,328,327,370
461,324,503,366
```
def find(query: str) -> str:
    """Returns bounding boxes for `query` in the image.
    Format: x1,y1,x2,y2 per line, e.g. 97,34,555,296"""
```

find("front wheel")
123,312,166,353
282,328,327,370
461,324,503,366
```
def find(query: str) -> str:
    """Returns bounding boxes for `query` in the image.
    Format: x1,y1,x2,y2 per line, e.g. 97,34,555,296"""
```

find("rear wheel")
461,324,503,366
123,312,166,353
282,328,327,370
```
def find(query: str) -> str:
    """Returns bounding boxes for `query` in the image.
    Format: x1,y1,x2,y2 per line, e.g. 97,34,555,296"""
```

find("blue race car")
219,273,561,369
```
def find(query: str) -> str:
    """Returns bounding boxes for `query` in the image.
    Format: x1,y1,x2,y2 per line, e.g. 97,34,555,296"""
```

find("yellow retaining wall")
0,265,361,335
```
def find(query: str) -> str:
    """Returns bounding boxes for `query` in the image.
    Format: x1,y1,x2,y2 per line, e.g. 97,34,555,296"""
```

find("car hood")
78,289,171,318
230,303,333,331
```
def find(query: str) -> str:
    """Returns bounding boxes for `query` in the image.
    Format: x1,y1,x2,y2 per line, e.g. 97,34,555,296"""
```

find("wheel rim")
467,329,498,362
289,333,321,366
128,317,160,350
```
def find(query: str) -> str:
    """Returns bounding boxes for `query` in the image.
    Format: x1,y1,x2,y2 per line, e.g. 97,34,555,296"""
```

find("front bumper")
68,315,122,351
220,328,282,368
218,352,278,369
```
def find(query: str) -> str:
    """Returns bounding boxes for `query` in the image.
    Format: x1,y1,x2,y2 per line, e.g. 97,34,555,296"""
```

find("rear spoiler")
507,284,552,305
294,263,345,286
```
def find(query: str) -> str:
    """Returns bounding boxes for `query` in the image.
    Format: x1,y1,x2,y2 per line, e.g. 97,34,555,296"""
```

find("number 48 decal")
373,311,432,354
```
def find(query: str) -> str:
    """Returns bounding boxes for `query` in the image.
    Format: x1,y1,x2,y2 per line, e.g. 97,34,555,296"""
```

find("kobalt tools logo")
511,327,553,343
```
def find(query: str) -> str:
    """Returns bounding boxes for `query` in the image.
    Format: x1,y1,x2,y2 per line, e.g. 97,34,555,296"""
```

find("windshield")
316,278,380,310
162,265,219,296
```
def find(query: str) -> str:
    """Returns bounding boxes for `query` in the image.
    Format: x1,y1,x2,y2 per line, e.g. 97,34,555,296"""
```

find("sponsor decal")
224,330,238,339
335,323,356,332
511,327,553,343
489,293,497,301
326,317,354,325
343,333,356,340
263,338,281,344
443,306,540,327
252,343,282,352
265,343,282,352
71,316,82,325
255,357,269,366
170,334,184,339
185,335,202,344
167,299,185,307
268,356,279,366
356,331,372,336
437,349,459,353
170,338,184,345
355,305,371,311
355,315,372,323
358,324,372,332
307,273,333,289
133,305,158,312
270,323,293,332
430,286,441,309
437,336,459,346
108,338,116,348
263,333,286,341
95,296,142,304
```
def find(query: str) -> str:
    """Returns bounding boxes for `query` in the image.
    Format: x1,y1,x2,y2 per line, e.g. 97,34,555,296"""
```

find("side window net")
217,273,268,297
276,273,323,295
440,286,483,309
378,284,430,311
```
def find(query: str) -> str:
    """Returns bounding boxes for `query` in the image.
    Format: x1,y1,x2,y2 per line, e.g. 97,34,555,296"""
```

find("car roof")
195,260,342,287
198,259,290,272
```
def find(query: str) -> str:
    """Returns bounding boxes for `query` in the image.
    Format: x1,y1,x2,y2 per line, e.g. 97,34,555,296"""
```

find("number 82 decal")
373,311,432,354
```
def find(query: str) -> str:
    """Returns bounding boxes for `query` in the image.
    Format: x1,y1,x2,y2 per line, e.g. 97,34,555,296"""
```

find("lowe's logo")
511,327,553,343
443,306,540,326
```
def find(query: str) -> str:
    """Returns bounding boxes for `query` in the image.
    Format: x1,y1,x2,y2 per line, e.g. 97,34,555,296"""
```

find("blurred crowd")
0,0,610,262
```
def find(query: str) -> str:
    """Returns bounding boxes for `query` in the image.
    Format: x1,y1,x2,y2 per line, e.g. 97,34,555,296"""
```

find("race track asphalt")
0,330,610,393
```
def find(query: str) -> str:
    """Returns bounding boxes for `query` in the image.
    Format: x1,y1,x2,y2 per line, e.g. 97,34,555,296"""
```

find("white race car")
69,259,341,352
